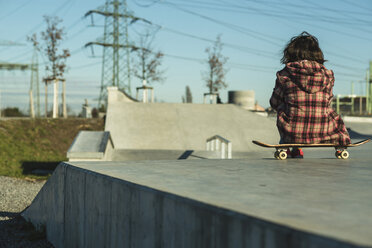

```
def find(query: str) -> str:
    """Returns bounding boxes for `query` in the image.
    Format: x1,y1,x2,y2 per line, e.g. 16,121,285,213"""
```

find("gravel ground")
0,176,54,247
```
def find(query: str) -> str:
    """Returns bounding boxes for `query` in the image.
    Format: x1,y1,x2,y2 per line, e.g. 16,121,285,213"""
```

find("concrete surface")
105,101,278,151
343,116,372,123
107,86,138,104
345,122,372,140
23,138,372,247
111,149,222,161
67,116,370,162
104,87,278,151
67,131,113,161
30,89,372,247
104,88,371,153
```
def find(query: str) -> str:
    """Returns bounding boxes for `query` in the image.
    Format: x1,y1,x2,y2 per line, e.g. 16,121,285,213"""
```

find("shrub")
3,107,25,117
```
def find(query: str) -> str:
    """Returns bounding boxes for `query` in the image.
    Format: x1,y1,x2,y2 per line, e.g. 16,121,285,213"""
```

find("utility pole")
30,47,40,117
85,0,133,108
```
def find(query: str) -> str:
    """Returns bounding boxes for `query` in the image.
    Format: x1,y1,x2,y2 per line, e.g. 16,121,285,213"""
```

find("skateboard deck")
252,139,370,160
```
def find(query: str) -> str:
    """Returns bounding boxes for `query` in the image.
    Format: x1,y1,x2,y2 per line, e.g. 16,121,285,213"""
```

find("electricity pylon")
0,40,40,117
0,59,39,118
85,0,134,108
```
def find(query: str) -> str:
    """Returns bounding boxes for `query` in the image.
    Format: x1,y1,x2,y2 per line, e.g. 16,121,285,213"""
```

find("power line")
239,0,372,41
6,48,33,63
132,0,162,7
166,0,372,39
163,0,372,26
133,15,366,69
325,51,366,65
159,1,284,47
0,0,33,22
327,62,365,72
339,0,372,13
19,0,77,40
0,0,77,56
137,22,278,59
144,0,371,65
243,0,372,17
161,52,276,73
70,61,102,70
335,71,365,78
160,50,367,80
295,0,372,34
2,13,89,64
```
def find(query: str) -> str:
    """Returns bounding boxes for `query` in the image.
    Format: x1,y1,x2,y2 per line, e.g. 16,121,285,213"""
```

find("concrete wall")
23,162,368,248
107,86,138,104
104,87,278,152
67,131,114,161
105,101,278,151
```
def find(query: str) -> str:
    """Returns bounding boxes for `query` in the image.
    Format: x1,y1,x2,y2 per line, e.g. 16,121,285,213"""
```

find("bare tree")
133,35,165,85
182,85,193,103
27,34,38,53
30,16,70,117
41,16,70,81
203,35,228,94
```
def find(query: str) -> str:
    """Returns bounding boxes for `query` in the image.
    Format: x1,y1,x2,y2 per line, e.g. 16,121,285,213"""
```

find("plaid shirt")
270,60,350,145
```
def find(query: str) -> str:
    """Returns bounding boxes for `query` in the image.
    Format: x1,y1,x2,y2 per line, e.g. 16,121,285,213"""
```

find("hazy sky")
0,0,371,114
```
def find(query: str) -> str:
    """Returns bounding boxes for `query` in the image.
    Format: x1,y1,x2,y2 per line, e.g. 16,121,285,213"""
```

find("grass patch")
0,118,104,179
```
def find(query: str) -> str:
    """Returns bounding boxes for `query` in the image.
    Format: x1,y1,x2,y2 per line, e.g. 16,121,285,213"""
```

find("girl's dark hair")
281,31,325,64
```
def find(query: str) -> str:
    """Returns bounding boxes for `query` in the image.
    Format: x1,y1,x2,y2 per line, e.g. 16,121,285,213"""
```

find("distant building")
228,90,255,110
331,95,367,115
81,99,92,118
254,102,266,112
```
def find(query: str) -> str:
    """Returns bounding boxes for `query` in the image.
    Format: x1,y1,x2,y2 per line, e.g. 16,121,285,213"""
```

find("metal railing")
206,135,232,159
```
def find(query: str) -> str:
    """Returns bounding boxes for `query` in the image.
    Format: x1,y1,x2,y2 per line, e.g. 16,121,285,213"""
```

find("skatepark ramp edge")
22,161,370,248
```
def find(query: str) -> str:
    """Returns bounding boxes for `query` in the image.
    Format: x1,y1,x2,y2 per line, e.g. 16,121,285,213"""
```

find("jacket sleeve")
269,78,284,111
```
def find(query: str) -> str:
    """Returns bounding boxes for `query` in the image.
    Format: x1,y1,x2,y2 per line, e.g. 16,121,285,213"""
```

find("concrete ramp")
345,121,372,140
23,158,372,248
67,131,114,161
111,149,222,161
105,101,278,151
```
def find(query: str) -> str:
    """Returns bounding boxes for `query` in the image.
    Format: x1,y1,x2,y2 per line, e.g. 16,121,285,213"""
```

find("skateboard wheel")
274,151,280,159
278,151,287,160
335,151,342,159
340,150,349,159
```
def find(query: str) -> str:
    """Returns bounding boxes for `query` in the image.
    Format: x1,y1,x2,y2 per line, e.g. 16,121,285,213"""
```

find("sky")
0,0,371,115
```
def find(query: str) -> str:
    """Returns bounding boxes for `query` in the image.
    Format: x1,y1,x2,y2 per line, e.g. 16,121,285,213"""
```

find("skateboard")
252,139,370,160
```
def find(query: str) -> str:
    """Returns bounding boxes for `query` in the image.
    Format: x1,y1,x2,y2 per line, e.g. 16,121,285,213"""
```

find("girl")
270,32,350,158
